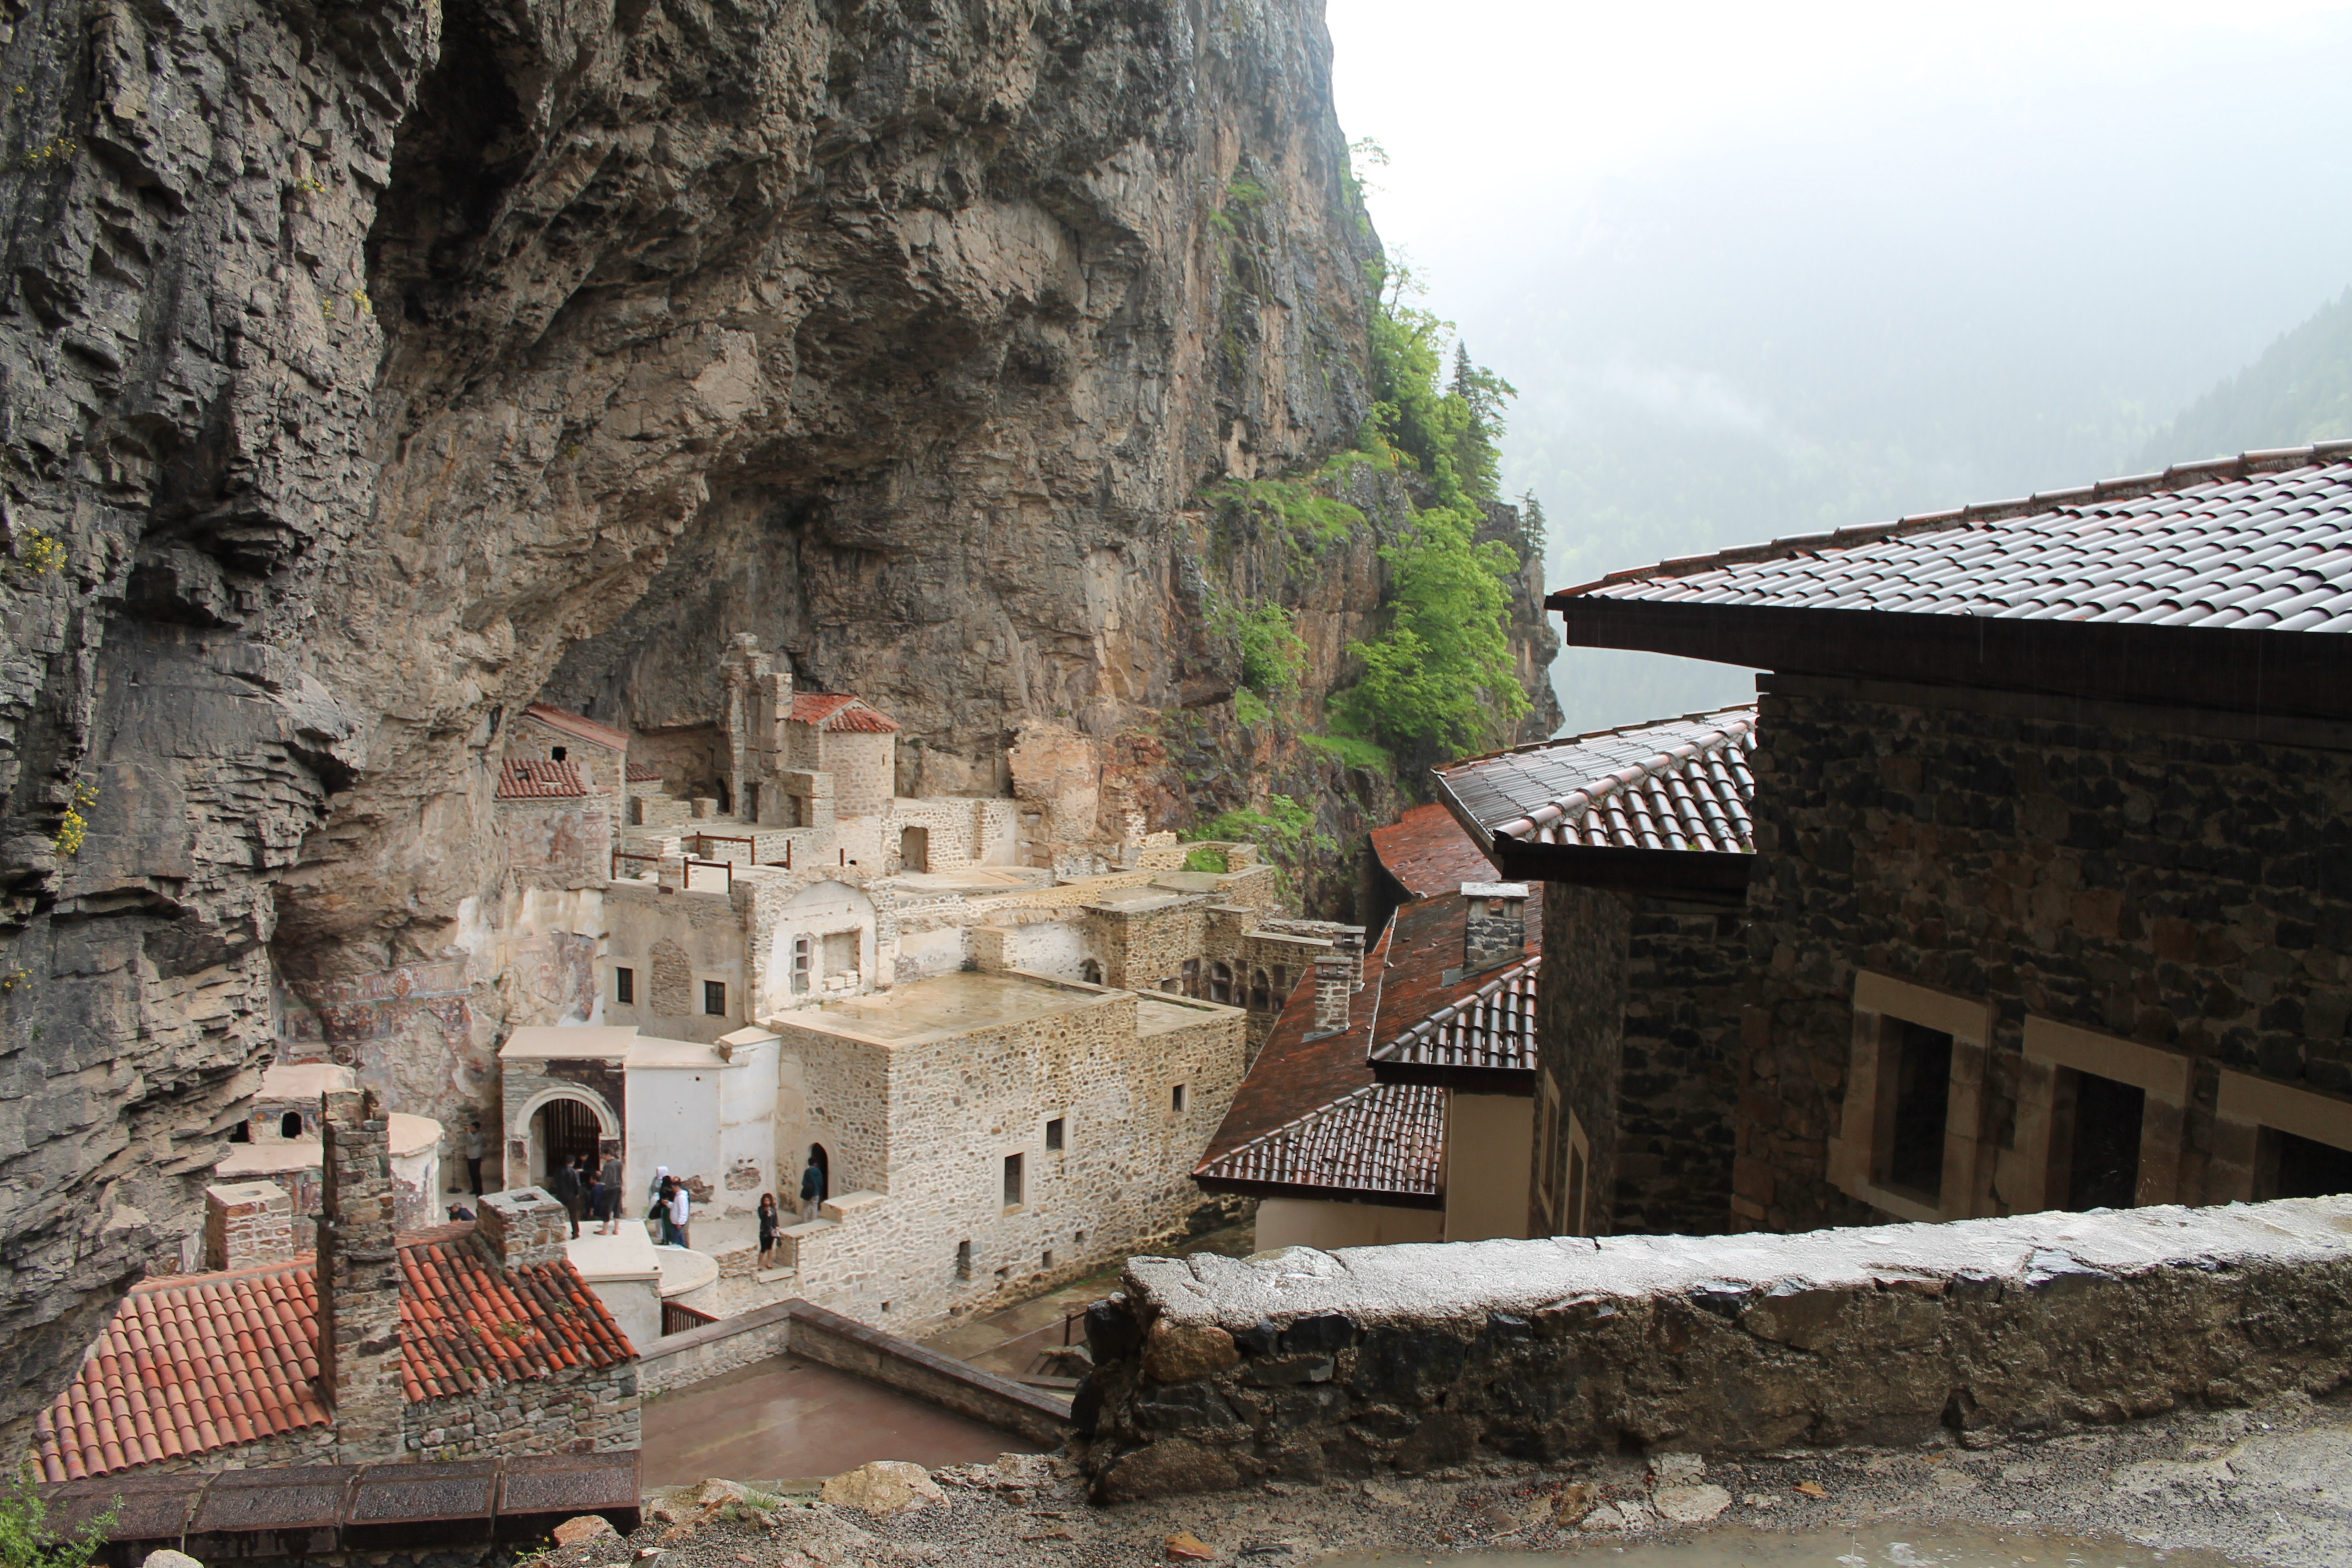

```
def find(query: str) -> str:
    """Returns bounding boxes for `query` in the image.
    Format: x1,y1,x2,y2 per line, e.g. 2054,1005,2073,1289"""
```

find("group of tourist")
649,1167,694,1247
546,1146,628,1237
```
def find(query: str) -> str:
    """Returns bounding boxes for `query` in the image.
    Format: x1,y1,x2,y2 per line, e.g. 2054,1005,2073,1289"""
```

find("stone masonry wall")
204,1182,295,1271
1536,884,1629,1234
1616,905,1747,1237
1737,676,2352,1233
405,1359,639,1461
1079,1195,2352,1500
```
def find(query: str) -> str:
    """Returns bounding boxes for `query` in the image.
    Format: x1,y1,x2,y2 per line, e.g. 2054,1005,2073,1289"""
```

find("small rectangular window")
615,967,634,1005
1045,1117,1065,1152
955,1239,972,1280
1171,1084,1187,1114
703,979,728,1016
1003,1153,1025,1207
791,936,811,995
1885,1020,1954,1200
2268,1128,2352,1199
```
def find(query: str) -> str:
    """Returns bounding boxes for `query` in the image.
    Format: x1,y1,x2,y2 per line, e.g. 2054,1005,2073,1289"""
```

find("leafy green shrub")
1196,793,1317,857
1181,846,1231,874
1,1466,115,1568
1233,688,1271,726
1299,730,1393,774
1338,503,1531,759
1210,600,1309,696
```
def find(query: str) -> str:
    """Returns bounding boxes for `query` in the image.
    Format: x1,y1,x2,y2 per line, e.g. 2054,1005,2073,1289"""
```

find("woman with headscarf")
647,1166,670,1240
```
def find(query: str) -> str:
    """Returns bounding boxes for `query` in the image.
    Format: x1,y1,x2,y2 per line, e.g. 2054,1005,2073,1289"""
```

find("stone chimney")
1462,882,1531,972
1311,951,1355,1035
318,1088,404,1462
205,1181,294,1271
478,1188,572,1269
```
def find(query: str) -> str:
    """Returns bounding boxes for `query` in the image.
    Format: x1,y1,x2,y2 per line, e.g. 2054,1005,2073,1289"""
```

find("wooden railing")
686,832,793,869
612,851,659,879
662,1299,721,1336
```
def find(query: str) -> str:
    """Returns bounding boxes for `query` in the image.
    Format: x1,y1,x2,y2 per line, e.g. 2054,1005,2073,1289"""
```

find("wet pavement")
640,1354,1037,1485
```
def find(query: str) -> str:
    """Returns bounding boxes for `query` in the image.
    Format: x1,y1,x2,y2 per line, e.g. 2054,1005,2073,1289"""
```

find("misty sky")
1325,1,2352,732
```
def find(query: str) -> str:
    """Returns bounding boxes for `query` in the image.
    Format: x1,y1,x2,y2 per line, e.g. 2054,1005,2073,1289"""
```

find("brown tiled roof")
1363,890,1544,1071
1193,1081,1445,1205
520,704,630,751
34,1227,635,1482
496,757,589,800
1369,803,1500,900
1434,707,1757,860
1197,932,1388,1168
32,1260,328,1482
624,762,663,782
399,1226,634,1400
1558,444,2352,630
791,693,899,732
1369,955,1539,1082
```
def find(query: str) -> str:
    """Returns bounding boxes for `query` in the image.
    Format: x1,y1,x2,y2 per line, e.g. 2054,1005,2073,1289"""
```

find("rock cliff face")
0,0,1554,1442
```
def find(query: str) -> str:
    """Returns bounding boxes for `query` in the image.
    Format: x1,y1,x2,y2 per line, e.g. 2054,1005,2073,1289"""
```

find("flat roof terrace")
774,970,1115,1046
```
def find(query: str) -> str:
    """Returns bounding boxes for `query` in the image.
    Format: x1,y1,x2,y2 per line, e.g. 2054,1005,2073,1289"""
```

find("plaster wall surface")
1441,1093,1533,1243
1255,1197,1442,1251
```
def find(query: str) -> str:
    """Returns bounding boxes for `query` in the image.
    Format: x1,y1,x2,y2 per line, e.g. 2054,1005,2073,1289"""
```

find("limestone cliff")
0,0,1554,1441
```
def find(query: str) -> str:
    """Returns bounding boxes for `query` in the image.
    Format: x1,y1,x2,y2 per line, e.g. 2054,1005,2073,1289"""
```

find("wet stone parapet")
1077,1196,2352,1501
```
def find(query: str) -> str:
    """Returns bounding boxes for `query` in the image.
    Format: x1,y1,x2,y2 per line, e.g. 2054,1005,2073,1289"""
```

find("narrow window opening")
1045,1117,1065,1152
551,745,568,761
1272,965,1288,1002
1566,1142,1587,1236
1182,957,1201,998
1210,961,1233,1005
955,1240,972,1280
1079,959,1102,986
1041,1247,1054,1271
1885,1020,1954,1200
616,966,635,1004
1250,969,1270,1011
2058,1069,2144,1210
2270,1129,2352,1199
227,1120,251,1144
715,778,732,814
1003,1152,1025,1207
746,782,761,821
281,1110,303,1140
1170,1083,1187,1114
791,936,811,994
703,979,728,1016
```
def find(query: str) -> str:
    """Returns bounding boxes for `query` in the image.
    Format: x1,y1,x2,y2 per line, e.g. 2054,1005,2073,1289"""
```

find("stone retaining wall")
1078,1196,2352,1500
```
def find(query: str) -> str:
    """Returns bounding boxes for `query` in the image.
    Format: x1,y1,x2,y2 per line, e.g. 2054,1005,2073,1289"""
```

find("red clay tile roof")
1434,707,1757,860
496,757,590,800
1369,955,1540,1081
1370,803,1501,900
791,693,899,732
1195,890,1547,1202
1194,1081,1445,1205
33,1228,634,1482
1557,444,2352,630
32,1259,328,1482
520,704,630,751
625,762,663,782
399,1226,634,1400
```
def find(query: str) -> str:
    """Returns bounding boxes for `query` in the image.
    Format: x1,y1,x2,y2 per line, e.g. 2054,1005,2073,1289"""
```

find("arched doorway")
900,826,929,874
533,1098,603,1186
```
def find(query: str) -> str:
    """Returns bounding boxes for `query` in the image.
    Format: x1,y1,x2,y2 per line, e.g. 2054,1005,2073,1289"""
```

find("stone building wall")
822,730,896,818
772,978,1243,1334
1737,674,2352,1233
1087,902,1211,992
1535,884,1628,1236
498,797,616,890
1615,906,1746,1236
405,1360,640,1461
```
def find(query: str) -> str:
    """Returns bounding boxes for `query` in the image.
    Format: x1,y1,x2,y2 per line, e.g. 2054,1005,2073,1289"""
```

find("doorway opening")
534,1097,604,1186
900,825,929,873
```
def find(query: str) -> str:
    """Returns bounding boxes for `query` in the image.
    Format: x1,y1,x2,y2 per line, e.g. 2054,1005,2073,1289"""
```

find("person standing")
597,1145,624,1235
655,1175,679,1245
549,1153,581,1238
464,1121,484,1196
668,1177,692,1250
799,1153,826,1224
756,1193,780,1268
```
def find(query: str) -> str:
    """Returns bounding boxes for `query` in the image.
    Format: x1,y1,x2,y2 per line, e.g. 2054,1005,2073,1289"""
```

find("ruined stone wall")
1079,1196,2352,1500
1737,676,2352,1234
496,798,614,891
404,1360,639,1461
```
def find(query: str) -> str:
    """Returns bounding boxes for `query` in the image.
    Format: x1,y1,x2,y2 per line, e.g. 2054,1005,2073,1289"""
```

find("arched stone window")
1080,959,1103,986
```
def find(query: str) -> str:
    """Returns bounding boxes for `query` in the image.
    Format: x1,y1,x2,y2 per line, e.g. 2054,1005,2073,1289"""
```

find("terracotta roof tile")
1369,955,1540,1079
496,757,590,801
1369,803,1500,900
1556,444,2352,631
1194,1081,1445,1204
1364,891,1544,1074
520,704,630,751
790,693,899,732
1434,707,1757,860
33,1229,635,1483
624,762,663,782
